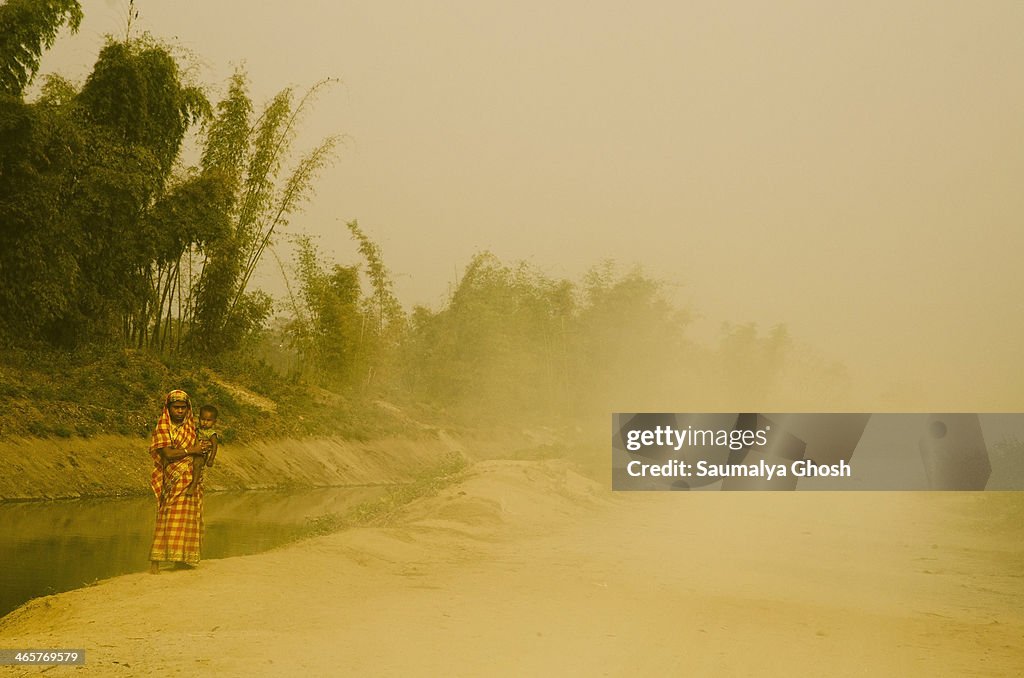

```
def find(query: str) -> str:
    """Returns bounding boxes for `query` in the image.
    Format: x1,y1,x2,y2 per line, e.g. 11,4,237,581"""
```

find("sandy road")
1,460,1021,676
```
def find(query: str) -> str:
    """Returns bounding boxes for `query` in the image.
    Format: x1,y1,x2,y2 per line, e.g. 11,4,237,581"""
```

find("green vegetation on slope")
0,344,426,442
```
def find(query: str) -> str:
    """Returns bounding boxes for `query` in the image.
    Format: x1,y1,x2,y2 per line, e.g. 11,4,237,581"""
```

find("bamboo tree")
228,133,339,319
344,220,406,388
346,219,404,335
283,235,363,386
189,75,340,355
0,0,83,96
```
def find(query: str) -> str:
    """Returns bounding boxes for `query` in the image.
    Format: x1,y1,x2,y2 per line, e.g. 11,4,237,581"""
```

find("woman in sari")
148,389,211,573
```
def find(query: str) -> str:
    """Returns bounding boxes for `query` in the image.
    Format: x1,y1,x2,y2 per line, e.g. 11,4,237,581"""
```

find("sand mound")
397,459,609,537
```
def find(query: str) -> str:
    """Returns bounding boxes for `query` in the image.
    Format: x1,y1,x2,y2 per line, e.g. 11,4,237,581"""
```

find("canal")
0,486,386,620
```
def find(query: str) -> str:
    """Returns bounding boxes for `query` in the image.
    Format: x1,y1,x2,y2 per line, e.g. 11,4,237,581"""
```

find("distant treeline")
231,238,829,421
0,1,849,424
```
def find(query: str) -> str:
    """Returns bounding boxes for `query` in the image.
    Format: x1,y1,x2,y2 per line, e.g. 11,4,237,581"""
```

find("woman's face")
169,402,189,424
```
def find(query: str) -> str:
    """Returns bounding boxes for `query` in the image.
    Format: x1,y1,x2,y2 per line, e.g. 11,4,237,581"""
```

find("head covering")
150,390,197,454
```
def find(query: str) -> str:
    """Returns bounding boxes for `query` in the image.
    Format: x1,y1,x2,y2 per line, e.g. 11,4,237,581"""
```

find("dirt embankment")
0,431,471,502
0,425,582,502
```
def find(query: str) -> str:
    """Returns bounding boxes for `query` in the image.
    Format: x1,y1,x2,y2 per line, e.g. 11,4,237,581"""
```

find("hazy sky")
37,1,1024,405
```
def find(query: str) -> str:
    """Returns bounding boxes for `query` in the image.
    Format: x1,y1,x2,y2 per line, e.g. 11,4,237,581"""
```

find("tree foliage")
400,253,575,417
281,226,404,392
283,235,363,386
0,85,82,339
77,38,208,182
0,2,854,424
0,0,82,96
189,76,339,355
57,37,208,345
0,6,335,357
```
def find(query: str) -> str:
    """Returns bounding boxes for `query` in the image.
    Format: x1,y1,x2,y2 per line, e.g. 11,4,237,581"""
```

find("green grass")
0,344,428,442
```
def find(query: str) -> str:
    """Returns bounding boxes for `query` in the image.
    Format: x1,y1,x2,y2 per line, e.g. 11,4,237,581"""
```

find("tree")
188,75,340,355
0,0,82,97
0,4,336,357
0,2,86,340
715,322,792,406
572,260,691,410
60,36,209,344
283,235,363,386
346,219,405,387
402,252,573,417
0,79,83,339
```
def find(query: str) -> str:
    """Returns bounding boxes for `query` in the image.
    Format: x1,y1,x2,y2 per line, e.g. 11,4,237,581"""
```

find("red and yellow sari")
148,390,203,565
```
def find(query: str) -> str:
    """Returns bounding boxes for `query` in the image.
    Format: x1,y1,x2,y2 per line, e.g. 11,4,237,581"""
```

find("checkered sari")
148,391,203,565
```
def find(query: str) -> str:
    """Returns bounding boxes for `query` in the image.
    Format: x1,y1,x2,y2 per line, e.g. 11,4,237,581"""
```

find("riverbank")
1,459,1022,676
0,431,466,502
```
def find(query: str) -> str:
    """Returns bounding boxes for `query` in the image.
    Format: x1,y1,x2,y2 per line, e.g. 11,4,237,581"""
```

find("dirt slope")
0,432,460,501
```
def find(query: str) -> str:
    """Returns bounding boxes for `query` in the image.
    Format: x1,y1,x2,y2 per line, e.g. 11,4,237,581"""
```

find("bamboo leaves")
0,0,83,97
347,219,404,337
0,3,338,359
231,133,340,321
78,38,210,185
200,72,251,195
189,75,340,354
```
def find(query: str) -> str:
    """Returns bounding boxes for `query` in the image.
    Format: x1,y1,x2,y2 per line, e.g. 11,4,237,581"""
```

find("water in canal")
0,486,385,620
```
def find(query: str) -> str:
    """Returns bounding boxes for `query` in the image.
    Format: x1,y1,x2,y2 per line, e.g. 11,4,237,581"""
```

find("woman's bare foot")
149,561,160,574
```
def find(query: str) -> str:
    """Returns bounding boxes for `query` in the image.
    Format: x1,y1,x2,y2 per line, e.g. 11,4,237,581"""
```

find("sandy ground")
1,459,1022,677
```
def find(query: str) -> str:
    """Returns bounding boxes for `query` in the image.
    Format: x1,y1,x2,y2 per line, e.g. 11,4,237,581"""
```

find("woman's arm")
159,441,210,462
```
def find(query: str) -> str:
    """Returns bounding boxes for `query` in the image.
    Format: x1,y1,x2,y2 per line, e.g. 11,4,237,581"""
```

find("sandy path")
1,460,1021,676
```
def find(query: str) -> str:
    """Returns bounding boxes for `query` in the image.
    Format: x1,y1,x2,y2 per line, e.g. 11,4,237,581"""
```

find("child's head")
198,405,219,429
